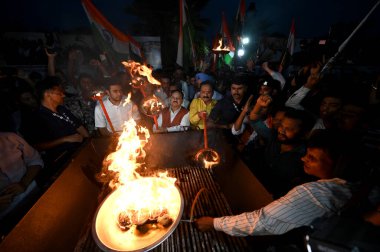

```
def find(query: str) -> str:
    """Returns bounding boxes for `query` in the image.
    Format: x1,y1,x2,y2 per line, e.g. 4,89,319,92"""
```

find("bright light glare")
242,37,250,44
237,49,245,57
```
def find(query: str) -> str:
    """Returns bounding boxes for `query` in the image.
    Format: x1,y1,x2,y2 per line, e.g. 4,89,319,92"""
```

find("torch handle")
202,116,208,149
99,99,116,134
153,115,159,129
139,86,146,98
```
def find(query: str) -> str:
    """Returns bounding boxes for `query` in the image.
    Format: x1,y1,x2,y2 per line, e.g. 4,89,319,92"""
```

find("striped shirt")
214,178,352,236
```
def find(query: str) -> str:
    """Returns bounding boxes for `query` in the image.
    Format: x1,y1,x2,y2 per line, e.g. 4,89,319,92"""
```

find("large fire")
94,117,182,251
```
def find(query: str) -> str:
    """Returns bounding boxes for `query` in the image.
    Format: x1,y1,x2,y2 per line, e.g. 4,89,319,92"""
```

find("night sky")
1,0,379,39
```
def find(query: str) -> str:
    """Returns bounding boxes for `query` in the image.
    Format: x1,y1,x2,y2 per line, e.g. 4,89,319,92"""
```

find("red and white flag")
287,18,295,56
81,0,143,59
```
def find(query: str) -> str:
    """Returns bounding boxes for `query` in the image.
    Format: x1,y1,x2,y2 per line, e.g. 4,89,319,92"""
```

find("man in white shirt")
153,90,190,133
95,80,141,136
195,130,354,236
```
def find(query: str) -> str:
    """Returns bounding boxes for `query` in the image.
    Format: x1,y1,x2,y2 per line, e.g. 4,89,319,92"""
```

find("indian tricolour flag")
221,12,235,66
287,18,295,56
81,0,143,62
176,0,196,69
279,18,295,71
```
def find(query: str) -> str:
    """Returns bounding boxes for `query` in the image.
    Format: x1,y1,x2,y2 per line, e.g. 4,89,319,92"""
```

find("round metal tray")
92,178,184,252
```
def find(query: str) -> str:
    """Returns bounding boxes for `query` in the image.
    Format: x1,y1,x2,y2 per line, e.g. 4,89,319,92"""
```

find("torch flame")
195,148,220,169
122,60,161,86
212,38,230,52
141,95,164,116
122,92,132,107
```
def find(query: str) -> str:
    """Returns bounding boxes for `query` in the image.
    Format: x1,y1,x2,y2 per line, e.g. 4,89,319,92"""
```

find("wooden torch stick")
93,94,116,134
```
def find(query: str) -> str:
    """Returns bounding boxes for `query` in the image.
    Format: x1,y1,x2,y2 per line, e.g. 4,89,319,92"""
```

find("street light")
237,48,245,57
242,37,250,45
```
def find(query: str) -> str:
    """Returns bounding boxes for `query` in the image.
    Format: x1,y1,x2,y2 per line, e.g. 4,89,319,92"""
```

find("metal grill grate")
75,166,250,252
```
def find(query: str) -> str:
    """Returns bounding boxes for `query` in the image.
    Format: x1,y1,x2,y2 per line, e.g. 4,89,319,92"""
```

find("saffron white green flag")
81,0,143,61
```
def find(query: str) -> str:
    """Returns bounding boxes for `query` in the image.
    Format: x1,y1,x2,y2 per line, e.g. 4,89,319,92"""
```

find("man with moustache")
312,92,343,132
208,75,249,130
153,90,190,133
189,81,217,129
252,109,316,199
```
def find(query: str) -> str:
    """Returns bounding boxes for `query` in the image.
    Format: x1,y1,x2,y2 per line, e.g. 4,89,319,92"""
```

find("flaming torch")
121,60,165,129
195,112,220,169
212,37,231,55
92,92,116,134
140,95,165,129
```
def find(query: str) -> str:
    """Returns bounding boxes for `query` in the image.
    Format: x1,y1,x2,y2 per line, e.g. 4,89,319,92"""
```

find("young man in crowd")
208,75,249,130
195,129,355,237
252,109,316,198
94,78,141,136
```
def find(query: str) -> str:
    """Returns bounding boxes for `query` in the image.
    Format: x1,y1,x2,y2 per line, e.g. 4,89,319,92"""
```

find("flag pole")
184,3,197,69
320,0,380,75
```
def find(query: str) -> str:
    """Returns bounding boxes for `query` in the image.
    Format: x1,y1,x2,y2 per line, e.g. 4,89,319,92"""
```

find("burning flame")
104,119,150,184
94,60,182,251
122,92,132,107
195,149,220,169
114,175,178,225
141,95,164,116
203,156,219,169
92,91,104,100
100,116,180,237
212,38,230,52
122,60,161,87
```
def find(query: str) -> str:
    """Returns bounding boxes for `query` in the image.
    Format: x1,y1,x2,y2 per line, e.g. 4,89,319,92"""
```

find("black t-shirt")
35,105,81,141
29,105,83,160
209,95,247,125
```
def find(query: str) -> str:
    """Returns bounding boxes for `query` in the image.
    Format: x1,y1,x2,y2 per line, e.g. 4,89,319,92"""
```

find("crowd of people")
0,44,379,249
